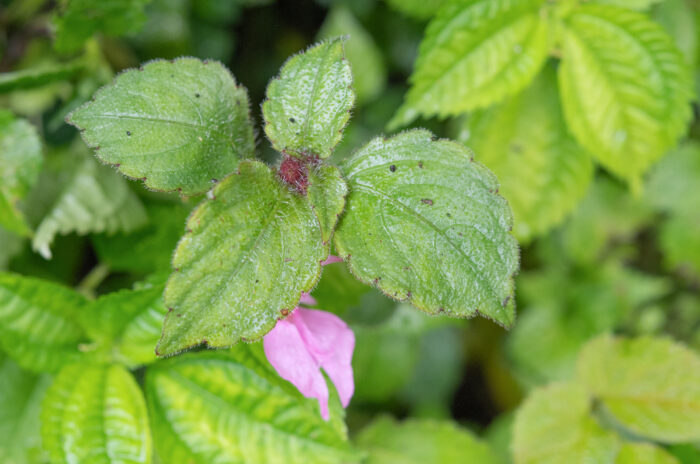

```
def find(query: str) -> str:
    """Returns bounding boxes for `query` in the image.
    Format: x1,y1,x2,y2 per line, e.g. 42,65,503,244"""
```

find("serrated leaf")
0,61,83,93
308,163,347,244
68,58,256,195
389,0,551,129
159,160,326,355
558,5,693,185
0,110,43,236
263,38,355,159
577,335,700,443
0,273,90,373
80,279,167,367
464,65,593,243
616,443,680,464
146,348,356,463
334,130,519,327
513,383,620,464
53,0,151,53
384,0,447,20
30,149,147,259
92,201,191,273
42,364,152,464
318,6,387,103
0,358,51,464
357,416,499,464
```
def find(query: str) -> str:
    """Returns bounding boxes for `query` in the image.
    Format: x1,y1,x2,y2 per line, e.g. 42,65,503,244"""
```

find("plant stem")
77,263,110,299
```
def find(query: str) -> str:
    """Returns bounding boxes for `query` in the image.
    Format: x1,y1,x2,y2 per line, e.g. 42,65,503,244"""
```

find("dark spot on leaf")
407,291,412,298
502,296,511,307
289,117,296,123
177,314,181,317
418,161,424,168
281,309,289,316
421,198,434,206
438,307,445,313
195,93,200,98
511,143,523,153
167,307,173,313
389,165,396,172
126,131,131,136
446,212,452,217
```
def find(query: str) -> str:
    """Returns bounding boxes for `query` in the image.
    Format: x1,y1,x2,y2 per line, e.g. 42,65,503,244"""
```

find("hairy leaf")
263,38,355,159
0,358,51,464
578,335,700,443
616,443,680,464
334,130,519,327
30,150,147,259
464,65,593,242
389,0,550,129
0,110,42,236
318,6,386,103
513,383,620,464
53,0,151,53
558,5,693,185
42,364,152,464
159,161,326,355
357,416,499,464
308,163,347,244
80,279,167,367
0,273,90,372
146,348,356,463
68,58,256,195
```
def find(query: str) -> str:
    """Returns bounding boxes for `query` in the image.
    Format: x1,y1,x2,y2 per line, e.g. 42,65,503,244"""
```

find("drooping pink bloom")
263,256,354,420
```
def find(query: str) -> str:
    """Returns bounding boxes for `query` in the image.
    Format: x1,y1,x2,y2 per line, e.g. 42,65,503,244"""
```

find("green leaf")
384,0,447,20
159,160,326,355
334,130,519,327
68,58,256,195
659,213,700,278
558,5,693,185
80,279,167,367
389,0,551,129
646,142,700,215
0,110,43,236
92,201,191,274
263,38,355,159
30,149,147,259
616,443,680,464
464,65,593,243
653,0,698,67
507,263,670,386
318,6,387,104
357,416,500,464
513,383,620,464
42,363,152,464
0,227,24,270
146,348,356,463
308,163,347,244
577,335,700,443
0,358,51,464
0,273,90,373
0,61,83,93
593,0,663,11
53,0,151,53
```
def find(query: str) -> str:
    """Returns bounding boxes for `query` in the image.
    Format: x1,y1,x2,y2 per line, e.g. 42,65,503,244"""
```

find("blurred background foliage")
1,0,699,463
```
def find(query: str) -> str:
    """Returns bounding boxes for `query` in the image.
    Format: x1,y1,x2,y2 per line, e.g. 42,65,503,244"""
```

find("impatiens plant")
67,37,520,360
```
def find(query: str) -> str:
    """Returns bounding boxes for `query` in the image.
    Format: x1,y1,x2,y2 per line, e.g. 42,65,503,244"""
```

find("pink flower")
263,256,354,420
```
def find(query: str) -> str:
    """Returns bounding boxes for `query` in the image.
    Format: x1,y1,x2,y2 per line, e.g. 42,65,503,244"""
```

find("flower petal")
263,317,330,420
294,308,355,408
299,292,317,306
322,255,343,266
